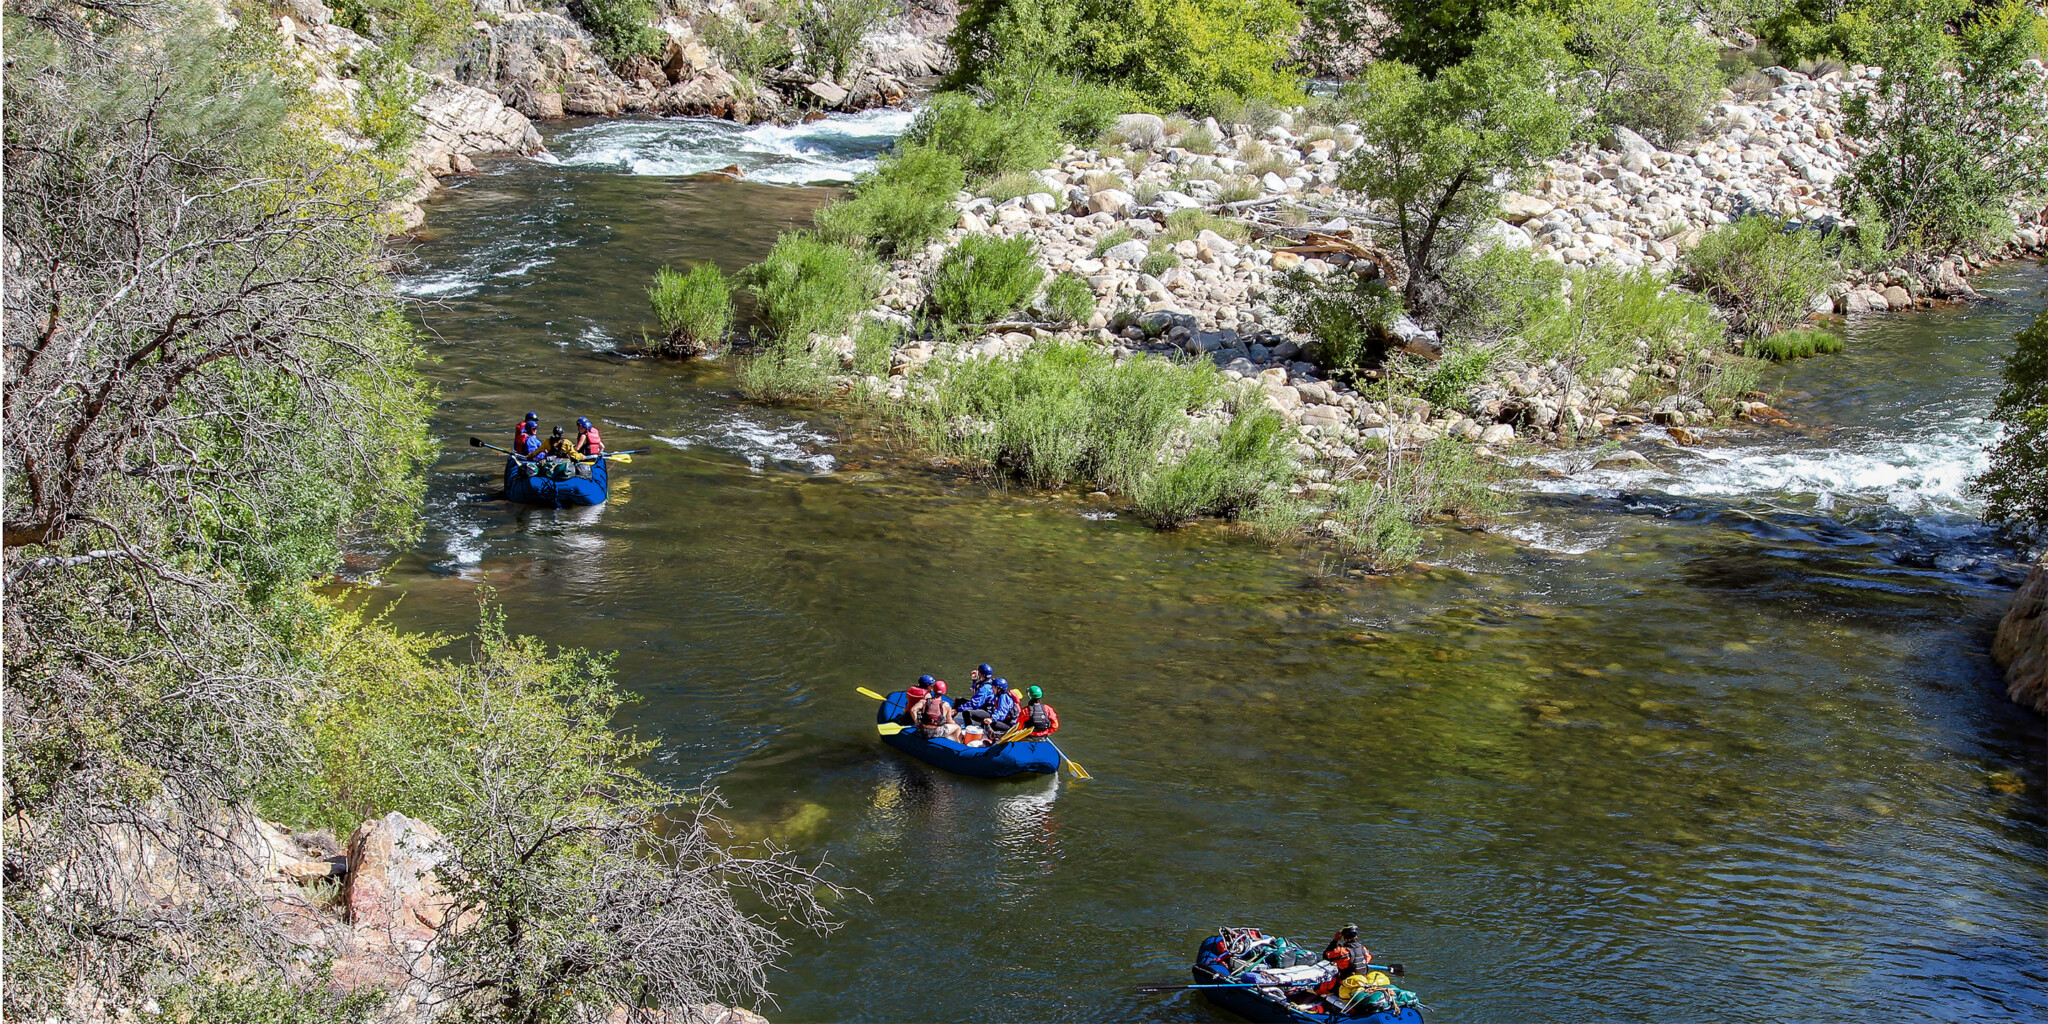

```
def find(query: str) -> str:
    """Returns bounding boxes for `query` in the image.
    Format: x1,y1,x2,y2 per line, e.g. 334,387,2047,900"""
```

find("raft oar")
877,722,909,736
1050,742,1091,780
470,436,522,457
574,449,652,464
857,686,888,701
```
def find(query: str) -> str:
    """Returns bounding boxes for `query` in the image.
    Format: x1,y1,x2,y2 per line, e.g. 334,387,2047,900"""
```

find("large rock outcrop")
1995,559,2048,713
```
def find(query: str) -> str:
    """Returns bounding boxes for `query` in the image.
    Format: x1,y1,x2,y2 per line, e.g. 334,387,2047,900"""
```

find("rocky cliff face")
446,0,948,124
1995,559,2048,714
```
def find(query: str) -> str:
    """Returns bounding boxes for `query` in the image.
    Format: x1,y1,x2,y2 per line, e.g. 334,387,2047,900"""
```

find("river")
381,113,2048,1023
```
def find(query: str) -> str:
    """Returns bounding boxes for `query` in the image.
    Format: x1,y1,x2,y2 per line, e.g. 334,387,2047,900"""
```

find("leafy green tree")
566,0,664,63
948,0,1300,111
1975,312,2048,538
1681,215,1839,336
1339,13,1581,310
1569,0,1724,147
1841,0,2048,251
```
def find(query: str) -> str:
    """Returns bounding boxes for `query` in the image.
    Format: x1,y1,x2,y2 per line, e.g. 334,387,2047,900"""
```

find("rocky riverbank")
787,64,2047,488
1997,559,2048,714
271,0,955,231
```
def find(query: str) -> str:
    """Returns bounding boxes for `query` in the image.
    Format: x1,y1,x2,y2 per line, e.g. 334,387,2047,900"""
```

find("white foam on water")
552,108,916,184
654,411,836,473
1499,520,1617,555
399,269,484,298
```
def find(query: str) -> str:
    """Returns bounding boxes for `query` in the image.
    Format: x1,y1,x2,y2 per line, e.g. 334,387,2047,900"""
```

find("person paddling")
986,680,1020,736
1323,924,1371,981
1022,685,1059,738
576,416,604,456
514,412,541,459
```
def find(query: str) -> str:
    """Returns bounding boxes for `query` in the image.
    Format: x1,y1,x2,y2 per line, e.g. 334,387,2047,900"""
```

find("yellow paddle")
878,722,908,736
857,686,887,701
1052,743,1092,780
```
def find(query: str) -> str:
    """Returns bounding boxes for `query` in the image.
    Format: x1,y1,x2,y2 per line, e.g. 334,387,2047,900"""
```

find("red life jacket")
919,695,951,729
577,426,603,455
1027,701,1054,733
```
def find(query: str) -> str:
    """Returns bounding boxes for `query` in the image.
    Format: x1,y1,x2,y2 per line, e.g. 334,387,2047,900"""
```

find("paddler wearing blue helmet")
956,663,999,727
513,411,540,458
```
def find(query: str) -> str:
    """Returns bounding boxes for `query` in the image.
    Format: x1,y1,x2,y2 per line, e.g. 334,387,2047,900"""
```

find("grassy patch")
928,235,1045,326
1683,215,1839,336
1139,249,1181,276
1038,273,1097,324
647,262,734,356
1161,209,1252,245
978,170,1045,203
1746,326,1845,360
739,232,881,341
1090,226,1137,257
739,338,840,402
814,143,963,256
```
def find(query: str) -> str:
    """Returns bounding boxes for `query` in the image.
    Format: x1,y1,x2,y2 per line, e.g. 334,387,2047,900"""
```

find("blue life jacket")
988,691,1018,730
961,681,997,713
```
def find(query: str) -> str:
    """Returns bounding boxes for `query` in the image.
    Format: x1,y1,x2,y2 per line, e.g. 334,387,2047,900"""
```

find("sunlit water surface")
376,114,2048,1023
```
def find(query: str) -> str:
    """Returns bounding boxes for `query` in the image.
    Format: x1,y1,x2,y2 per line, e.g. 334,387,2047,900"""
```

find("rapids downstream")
381,113,2048,1023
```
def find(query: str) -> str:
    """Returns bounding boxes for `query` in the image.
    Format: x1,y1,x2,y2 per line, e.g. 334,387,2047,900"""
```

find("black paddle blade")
1133,984,1190,993
468,436,484,446
1386,963,1405,976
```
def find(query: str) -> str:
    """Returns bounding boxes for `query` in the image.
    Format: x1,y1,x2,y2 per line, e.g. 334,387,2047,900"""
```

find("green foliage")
1340,13,1581,310
648,262,735,356
787,0,901,80
1374,0,1532,74
1523,266,1727,375
948,0,1301,112
1569,0,1723,147
1434,244,1569,344
143,980,384,1024
702,3,797,82
739,338,841,401
1747,326,1845,360
1130,407,1293,525
1257,438,1507,570
340,41,426,159
904,93,1064,180
330,0,475,58
1091,226,1137,257
1758,0,1913,62
567,0,665,62
979,170,1047,202
928,234,1046,325
1160,208,1252,245
905,342,1290,524
1700,352,1767,414
739,232,881,340
1139,249,1181,276
1832,194,1898,273
1974,311,2048,536
851,317,903,377
1039,273,1099,324
815,143,964,254
1410,345,1499,408
1682,215,1838,336
1275,271,1406,371
1840,0,2048,252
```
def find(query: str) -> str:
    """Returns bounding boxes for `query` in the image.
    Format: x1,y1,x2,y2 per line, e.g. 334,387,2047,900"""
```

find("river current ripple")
384,113,2048,1024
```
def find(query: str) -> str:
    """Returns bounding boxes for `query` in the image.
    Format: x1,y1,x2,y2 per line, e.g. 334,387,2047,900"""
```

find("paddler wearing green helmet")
1023,684,1059,738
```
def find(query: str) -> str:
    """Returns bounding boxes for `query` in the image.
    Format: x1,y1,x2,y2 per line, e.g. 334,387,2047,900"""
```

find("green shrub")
1410,344,1497,409
1256,437,1505,570
1700,352,1767,414
1682,215,1838,336
787,0,899,81
1434,244,1569,344
1162,208,1252,245
850,317,902,377
1973,311,2048,536
1569,0,1723,148
979,170,1045,202
814,143,963,255
1831,194,1897,273
1215,178,1263,204
1039,273,1098,324
144,981,385,1024
1090,226,1136,257
1747,326,1845,360
1130,406,1293,525
648,262,735,356
1139,249,1181,276
739,232,881,340
904,93,1064,179
1275,271,1406,371
1525,266,1726,375
948,0,1302,112
929,234,1045,325
1840,1,2048,252
566,0,664,62
702,6,796,82
739,339,840,401
903,341,1288,524
1179,124,1219,154
1341,14,1581,309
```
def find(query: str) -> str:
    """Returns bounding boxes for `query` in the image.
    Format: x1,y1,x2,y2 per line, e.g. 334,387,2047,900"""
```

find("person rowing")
1022,685,1059,738
513,411,539,458
576,416,604,456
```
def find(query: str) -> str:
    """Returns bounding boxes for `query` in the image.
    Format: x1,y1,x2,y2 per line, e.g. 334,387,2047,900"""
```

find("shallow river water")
380,115,2048,1023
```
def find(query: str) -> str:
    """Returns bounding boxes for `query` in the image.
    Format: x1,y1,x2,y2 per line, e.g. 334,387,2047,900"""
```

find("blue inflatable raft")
875,691,1060,779
503,455,608,507
1191,934,1424,1024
